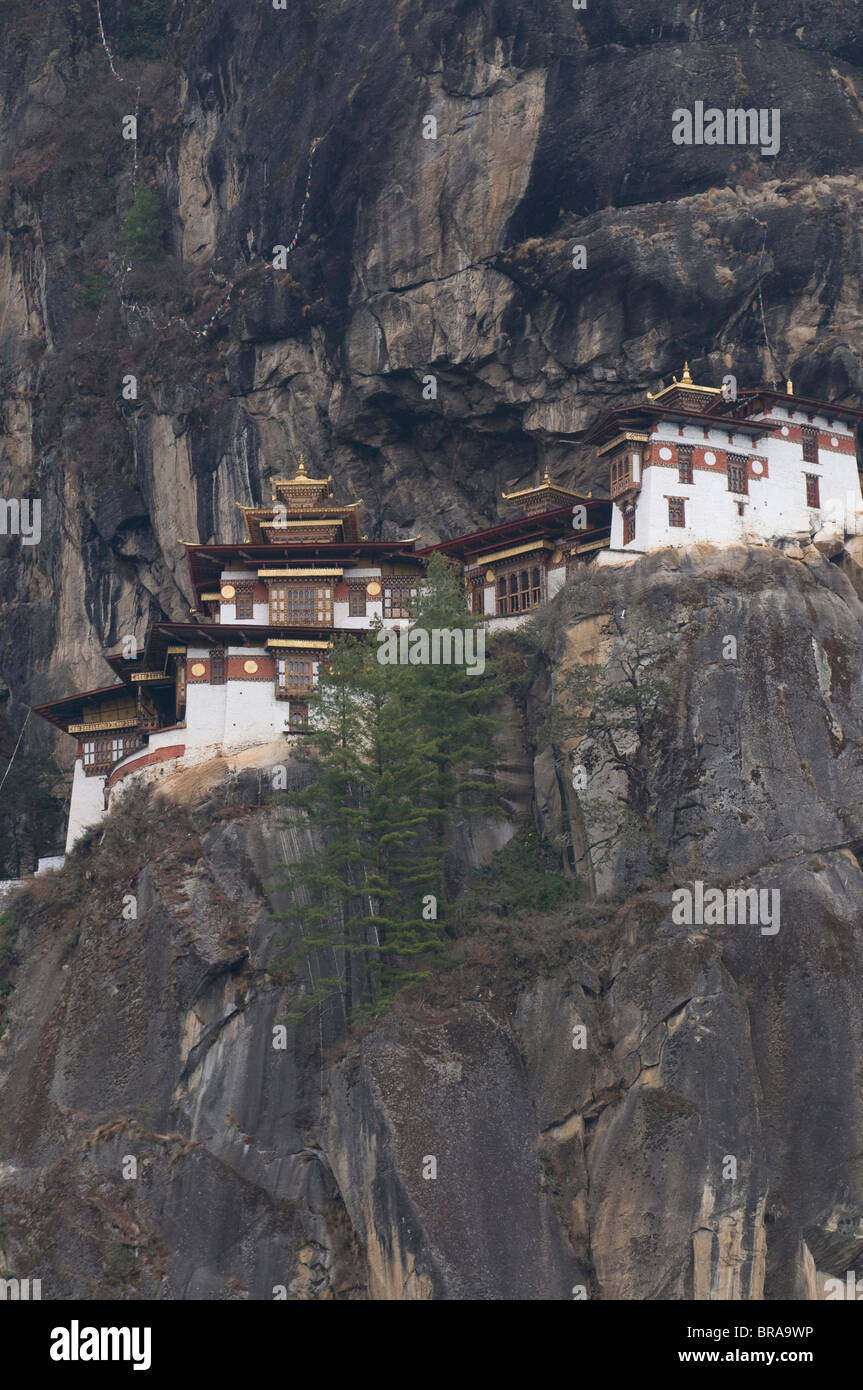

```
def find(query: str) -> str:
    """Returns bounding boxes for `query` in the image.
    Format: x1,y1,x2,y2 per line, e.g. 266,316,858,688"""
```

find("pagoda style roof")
141,621,339,667
501,466,595,515
420,500,610,562
180,538,422,604
583,402,779,447
32,682,132,732
713,385,863,427
645,361,722,411
233,459,368,543
272,458,332,492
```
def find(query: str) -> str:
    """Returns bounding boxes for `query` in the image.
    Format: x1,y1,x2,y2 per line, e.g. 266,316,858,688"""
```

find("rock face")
4,0,863,782
2,546,863,1299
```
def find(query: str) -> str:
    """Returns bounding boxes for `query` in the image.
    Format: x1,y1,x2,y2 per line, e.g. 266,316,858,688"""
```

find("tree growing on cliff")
0,748,63,879
276,554,502,1022
120,0,169,59
122,186,165,262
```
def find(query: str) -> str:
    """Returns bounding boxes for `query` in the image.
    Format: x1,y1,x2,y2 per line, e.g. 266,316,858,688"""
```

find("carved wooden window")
667,497,686,528
382,582,418,619
276,658,314,698
678,445,694,485
210,647,226,685
269,584,332,626
623,509,636,545
727,455,747,494
81,735,138,776
495,566,543,616
470,581,484,615
234,586,254,620
348,586,367,617
609,450,634,498
289,701,309,731
805,473,821,508
802,426,819,464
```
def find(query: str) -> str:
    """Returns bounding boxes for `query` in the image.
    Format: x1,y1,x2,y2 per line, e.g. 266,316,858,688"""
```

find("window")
235,587,254,620
348,586,367,617
802,425,819,464
289,701,309,731
276,658,314,697
805,473,820,508
80,735,139,776
495,566,543,615
610,451,632,497
382,582,418,619
727,455,747,494
623,510,636,545
269,584,333,626
470,582,484,615
678,445,694,485
668,497,686,528
210,647,226,685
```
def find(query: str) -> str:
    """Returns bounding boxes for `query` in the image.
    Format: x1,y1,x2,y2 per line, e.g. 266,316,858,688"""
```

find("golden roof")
501,466,592,502
647,361,721,402
270,457,332,491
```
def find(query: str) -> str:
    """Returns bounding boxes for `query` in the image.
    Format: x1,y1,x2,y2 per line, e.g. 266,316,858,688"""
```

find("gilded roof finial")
786,379,794,395
541,464,551,486
295,457,307,477
681,361,693,385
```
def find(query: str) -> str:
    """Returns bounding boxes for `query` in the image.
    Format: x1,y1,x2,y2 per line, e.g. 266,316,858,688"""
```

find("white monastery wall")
65,760,108,852
613,409,862,553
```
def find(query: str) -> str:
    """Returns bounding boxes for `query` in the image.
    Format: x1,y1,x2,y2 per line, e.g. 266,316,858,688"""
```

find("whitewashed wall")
615,409,861,552
65,760,107,851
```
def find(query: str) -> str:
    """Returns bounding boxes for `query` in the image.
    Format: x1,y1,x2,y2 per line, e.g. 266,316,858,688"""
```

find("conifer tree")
276,554,502,1021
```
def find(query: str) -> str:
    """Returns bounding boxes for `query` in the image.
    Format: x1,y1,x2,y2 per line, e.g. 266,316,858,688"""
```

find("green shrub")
456,834,580,925
104,1243,138,1286
78,270,110,312
120,0,169,59
122,185,165,262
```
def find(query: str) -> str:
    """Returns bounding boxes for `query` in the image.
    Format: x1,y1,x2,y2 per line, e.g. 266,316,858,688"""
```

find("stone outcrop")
2,546,862,1299
3,0,863,795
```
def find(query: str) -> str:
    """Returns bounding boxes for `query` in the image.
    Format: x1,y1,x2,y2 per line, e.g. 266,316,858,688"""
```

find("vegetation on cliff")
276,555,505,1019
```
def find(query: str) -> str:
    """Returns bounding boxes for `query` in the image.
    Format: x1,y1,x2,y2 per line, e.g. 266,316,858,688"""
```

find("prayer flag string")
96,0,124,82
94,4,321,341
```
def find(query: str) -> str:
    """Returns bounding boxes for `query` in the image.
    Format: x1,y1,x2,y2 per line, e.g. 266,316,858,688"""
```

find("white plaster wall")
65,759,108,851
547,564,567,599
222,678,291,748
622,415,862,552
218,602,270,625
484,585,496,616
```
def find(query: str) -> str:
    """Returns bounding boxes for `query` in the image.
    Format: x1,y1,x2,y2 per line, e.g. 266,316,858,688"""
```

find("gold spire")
786,379,794,394
646,362,720,402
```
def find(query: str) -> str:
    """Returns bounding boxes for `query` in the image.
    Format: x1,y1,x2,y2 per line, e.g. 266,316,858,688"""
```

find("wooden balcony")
610,471,640,501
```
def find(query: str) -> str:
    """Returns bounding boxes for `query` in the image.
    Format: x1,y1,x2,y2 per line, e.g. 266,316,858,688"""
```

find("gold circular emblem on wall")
551,549,563,564
243,660,259,674
220,584,236,599
366,581,382,597
191,662,206,676
485,570,495,584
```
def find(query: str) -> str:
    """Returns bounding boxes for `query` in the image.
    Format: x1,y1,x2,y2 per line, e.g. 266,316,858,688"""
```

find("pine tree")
276,555,502,1022
122,186,165,262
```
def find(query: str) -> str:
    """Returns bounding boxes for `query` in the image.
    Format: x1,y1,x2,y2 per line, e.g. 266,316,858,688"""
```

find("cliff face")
3,0,863,767
2,546,863,1300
